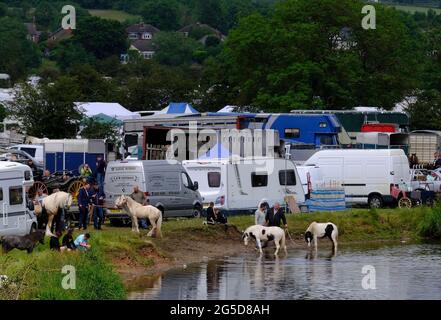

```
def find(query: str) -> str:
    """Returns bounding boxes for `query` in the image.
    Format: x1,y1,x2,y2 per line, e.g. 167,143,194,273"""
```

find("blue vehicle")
207,113,342,148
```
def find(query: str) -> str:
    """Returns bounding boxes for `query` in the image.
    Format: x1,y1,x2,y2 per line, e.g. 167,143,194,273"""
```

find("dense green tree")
52,40,96,72
0,3,8,17
140,0,180,30
10,77,83,138
407,90,441,130
153,31,202,66
74,16,127,59
203,0,419,111
80,118,119,141
35,1,57,29
0,17,41,81
195,0,225,31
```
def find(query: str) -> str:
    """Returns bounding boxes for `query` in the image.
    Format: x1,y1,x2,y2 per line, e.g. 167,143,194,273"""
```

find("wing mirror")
193,181,199,191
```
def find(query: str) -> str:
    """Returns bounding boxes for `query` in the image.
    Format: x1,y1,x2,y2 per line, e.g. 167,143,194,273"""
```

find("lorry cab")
0,162,37,237
105,160,203,223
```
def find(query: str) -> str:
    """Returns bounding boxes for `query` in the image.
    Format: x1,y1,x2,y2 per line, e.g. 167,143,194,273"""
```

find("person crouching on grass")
74,233,91,251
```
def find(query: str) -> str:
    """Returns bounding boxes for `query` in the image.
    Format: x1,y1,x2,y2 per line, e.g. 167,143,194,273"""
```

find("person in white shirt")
255,203,266,225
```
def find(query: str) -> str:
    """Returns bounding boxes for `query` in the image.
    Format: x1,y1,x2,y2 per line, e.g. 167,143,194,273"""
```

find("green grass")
88,9,141,22
385,3,441,14
419,206,441,239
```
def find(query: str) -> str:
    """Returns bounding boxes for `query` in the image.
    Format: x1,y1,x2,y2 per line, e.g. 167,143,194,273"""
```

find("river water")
127,243,441,300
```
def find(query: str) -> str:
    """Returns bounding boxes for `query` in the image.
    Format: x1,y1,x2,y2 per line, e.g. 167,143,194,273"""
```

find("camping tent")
157,102,199,114
76,102,140,121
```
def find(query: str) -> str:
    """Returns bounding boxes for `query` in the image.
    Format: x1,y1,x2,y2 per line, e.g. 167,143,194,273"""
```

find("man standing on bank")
265,202,288,229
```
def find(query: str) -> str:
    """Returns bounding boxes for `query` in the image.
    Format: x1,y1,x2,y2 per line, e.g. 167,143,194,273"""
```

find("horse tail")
155,211,163,239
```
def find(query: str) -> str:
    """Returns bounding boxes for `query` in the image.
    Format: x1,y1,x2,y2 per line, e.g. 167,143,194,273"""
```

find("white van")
105,160,203,223
303,149,411,208
9,144,44,163
182,157,305,213
0,162,37,236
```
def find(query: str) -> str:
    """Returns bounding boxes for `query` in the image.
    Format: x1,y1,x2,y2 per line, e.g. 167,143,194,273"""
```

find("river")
127,243,441,300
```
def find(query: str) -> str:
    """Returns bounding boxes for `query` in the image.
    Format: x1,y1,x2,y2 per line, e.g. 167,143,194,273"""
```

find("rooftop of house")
130,39,155,52
178,23,225,38
126,23,160,34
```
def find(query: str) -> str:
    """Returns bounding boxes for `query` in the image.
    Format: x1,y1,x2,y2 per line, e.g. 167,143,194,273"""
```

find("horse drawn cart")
27,170,87,202
391,183,437,208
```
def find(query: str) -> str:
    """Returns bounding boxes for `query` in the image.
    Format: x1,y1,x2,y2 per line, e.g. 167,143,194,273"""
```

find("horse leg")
314,235,318,251
46,214,55,237
256,238,263,255
274,240,280,256
132,217,139,233
147,217,155,237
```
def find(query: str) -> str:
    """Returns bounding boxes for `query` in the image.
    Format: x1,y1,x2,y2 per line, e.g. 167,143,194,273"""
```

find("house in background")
24,22,42,43
178,22,226,45
46,28,73,46
124,23,160,62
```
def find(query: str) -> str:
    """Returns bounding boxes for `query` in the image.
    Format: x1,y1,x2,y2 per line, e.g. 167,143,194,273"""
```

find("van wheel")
193,204,202,218
368,195,383,209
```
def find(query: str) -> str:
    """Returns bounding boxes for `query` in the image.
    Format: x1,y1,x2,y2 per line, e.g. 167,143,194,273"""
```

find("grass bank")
1,207,441,299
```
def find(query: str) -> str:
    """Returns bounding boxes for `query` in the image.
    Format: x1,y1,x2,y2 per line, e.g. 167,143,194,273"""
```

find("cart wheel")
28,181,48,199
398,197,412,209
68,180,86,202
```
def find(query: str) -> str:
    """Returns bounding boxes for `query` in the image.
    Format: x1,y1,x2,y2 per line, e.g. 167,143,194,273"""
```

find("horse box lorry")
104,160,203,223
303,149,411,208
182,157,305,213
0,162,37,236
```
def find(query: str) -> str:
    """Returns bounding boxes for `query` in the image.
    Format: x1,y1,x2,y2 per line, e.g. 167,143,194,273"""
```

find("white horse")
242,225,287,256
42,191,73,237
115,195,163,238
304,221,338,252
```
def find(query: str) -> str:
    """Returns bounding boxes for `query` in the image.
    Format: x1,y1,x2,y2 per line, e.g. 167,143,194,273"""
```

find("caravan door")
0,183,22,236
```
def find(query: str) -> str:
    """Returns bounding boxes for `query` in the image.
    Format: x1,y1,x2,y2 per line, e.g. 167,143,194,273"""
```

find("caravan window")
9,187,23,205
251,173,268,187
285,128,300,138
279,170,297,186
0,188,3,201
208,172,221,188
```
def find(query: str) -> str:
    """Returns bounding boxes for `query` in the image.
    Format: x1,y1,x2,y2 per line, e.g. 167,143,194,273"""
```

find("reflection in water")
128,244,441,300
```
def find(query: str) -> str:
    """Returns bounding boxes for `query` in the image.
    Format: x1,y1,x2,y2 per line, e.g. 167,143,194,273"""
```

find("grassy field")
88,9,141,22
385,4,441,14
1,206,441,300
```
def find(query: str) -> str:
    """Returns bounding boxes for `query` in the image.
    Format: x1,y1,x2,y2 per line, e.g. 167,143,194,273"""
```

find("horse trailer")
303,149,411,208
0,162,38,237
104,160,203,224
182,157,305,213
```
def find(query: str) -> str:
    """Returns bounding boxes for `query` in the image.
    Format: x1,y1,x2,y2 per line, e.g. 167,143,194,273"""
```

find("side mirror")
193,181,199,191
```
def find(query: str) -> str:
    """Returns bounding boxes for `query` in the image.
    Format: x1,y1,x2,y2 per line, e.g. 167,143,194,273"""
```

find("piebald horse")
304,221,338,253
242,225,287,256
115,195,163,238
42,192,73,237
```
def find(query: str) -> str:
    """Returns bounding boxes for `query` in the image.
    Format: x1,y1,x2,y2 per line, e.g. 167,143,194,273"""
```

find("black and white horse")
242,225,287,256
304,222,338,252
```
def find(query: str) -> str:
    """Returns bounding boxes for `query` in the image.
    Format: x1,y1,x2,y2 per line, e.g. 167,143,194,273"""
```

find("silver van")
105,160,203,224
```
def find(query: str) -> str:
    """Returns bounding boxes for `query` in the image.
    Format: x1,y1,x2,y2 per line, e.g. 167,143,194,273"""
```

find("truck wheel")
368,194,383,209
193,204,202,218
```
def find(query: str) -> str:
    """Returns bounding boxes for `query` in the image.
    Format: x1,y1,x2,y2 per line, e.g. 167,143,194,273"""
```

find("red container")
361,123,398,133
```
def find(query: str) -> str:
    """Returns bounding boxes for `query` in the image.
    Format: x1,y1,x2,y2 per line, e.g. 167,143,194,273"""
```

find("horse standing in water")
304,222,338,253
42,192,73,237
242,225,287,256
115,195,163,238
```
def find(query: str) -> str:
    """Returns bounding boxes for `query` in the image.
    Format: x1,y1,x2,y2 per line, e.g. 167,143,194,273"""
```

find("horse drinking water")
304,221,338,253
115,195,163,238
242,225,287,256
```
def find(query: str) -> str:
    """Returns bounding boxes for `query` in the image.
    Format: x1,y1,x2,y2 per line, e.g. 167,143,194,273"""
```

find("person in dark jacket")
92,184,105,230
50,230,62,251
78,182,92,230
206,202,215,224
265,202,288,229
62,228,76,251
95,156,107,189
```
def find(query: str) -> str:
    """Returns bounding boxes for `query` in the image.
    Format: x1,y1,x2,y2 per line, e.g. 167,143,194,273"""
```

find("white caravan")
303,149,411,208
0,162,37,236
182,157,305,213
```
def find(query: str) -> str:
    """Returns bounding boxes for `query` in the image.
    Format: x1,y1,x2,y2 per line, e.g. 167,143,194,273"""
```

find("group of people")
78,182,106,231
49,228,91,252
255,201,288,229
206,202,228,225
